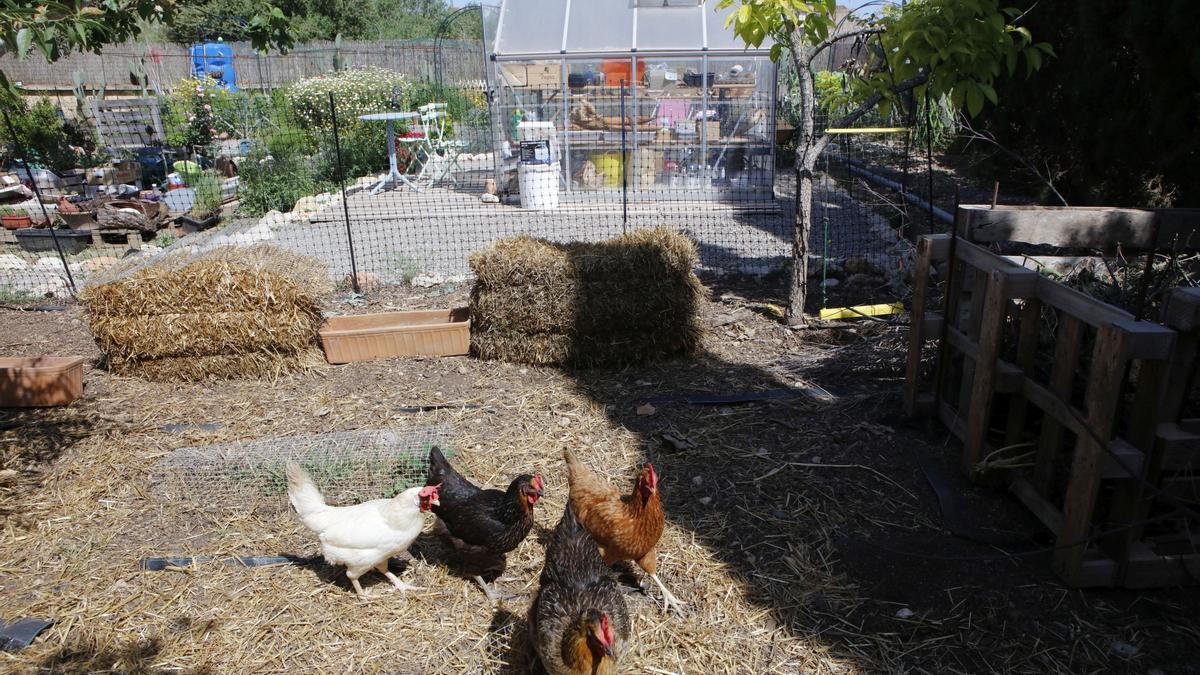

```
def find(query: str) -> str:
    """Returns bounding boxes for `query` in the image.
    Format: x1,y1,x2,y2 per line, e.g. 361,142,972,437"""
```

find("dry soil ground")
1,280,1198,673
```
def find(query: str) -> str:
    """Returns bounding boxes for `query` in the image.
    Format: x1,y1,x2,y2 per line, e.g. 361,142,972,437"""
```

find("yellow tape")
824,127,910,135
819,302,904,321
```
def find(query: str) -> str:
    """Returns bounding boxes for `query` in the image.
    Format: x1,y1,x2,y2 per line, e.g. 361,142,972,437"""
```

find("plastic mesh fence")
0,46,935,311
150,425,454,511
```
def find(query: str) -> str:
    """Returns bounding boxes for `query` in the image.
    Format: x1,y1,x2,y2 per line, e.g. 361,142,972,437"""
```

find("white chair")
415,103,467,186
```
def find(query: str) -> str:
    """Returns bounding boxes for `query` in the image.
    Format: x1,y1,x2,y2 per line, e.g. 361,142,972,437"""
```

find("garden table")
357,111,423,194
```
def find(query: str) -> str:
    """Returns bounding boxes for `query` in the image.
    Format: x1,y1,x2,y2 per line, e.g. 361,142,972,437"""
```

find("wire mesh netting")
150,425,454,511
1,29,940,314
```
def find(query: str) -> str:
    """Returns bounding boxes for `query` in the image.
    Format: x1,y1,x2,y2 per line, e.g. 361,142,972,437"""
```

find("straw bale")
470,278,700,334
471,329,702,368
82,245,331,381
89,310,322,361
469,228,704,367
470,227,698,287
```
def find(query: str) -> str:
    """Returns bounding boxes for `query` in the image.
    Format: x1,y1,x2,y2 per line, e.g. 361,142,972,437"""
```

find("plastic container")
518,161,560,210
14,228,92,255
191,41,238,91
319,308,470,364
0,357,86,407
592,152,624,187
600,59,646,86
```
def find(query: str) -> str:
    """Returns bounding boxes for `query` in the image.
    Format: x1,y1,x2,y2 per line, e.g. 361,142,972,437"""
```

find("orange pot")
0,357,87,407
1,214,32,230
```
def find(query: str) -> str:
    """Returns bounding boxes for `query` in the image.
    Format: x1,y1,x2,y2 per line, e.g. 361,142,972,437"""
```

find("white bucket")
518,162,560,210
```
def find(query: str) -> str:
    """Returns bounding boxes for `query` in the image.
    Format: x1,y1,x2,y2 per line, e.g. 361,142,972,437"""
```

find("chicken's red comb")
533,473,544,490
419,483,441,497
600,613,613,643
645,463,658,489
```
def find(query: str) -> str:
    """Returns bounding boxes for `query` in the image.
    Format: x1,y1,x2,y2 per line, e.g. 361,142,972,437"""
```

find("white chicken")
286,462,440,599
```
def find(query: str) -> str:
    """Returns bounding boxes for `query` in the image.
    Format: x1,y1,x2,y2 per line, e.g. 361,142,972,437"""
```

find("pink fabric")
656,99,691,125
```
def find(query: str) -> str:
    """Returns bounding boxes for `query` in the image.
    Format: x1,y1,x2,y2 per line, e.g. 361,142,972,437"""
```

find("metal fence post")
327,91,362,294
619,79,628,234
2,108,77,296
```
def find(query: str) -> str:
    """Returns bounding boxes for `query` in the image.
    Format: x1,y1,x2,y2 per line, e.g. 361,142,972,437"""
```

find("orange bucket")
600,59,646,86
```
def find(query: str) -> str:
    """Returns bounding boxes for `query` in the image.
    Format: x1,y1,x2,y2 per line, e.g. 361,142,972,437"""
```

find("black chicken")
425,446,543,601
530,504,630,675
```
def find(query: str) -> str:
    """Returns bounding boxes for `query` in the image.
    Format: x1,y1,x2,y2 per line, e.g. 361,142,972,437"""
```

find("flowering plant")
163,77,230,149
283,67,412,129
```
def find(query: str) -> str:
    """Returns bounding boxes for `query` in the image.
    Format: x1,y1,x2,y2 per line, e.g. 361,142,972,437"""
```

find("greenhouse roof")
491,0,774,59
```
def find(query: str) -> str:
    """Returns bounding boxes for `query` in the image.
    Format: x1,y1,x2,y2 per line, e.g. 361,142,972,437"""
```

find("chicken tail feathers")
285,461,327,521
427,445,452,485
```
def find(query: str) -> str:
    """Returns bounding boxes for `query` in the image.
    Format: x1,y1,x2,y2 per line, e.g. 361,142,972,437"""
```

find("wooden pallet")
904,231,1200,588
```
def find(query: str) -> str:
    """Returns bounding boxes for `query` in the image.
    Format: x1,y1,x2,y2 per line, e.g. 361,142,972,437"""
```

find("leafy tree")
977,1,1200,208
719,0,1051,324
0,0,294,108
166,0,465,44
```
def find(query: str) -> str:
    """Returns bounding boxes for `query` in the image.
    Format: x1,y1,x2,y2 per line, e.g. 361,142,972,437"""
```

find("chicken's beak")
431,497,440,507
601,643,615,659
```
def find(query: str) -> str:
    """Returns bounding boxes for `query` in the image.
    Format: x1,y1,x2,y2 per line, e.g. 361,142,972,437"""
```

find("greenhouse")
483,0,778,203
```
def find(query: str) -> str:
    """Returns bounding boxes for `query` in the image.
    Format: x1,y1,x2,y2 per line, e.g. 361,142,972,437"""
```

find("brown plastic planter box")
0,357,87,407
320,308,470,364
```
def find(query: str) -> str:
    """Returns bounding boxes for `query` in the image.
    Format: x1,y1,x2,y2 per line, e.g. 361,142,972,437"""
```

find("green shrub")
163,77,235,150
192,170,225,216
5,99,104,172
237,151,334,217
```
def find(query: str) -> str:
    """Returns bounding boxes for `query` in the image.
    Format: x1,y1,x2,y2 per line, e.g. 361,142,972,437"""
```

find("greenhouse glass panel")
495,0,567,57
706,1,758,51
635,6,703,52
565,1,634,53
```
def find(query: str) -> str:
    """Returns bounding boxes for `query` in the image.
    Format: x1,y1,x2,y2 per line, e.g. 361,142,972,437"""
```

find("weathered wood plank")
1032,312,1085,495
963,268,1014,472
958,204,1200,250
1005,298,1042,446
903,235,937,416
1054,324,1129,587
1036,276,1133,328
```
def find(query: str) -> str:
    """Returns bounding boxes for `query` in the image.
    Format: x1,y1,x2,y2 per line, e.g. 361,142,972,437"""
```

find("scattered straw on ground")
1,282,1198,673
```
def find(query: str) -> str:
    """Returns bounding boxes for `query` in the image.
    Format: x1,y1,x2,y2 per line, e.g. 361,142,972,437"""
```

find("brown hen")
563,448,684,613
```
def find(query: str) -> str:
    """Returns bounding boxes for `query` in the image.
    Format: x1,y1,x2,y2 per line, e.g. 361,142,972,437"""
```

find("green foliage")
153,231,177,248
166,0,465,43
4,99,104,172
162,77,230,149
237,150,334,216
977,1,1199,207
192,171,225,216
0,0,295,108
718,0,1051,120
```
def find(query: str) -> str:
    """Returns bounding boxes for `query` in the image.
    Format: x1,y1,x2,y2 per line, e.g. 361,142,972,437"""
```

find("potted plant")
175,170,223,230
0,207,32,230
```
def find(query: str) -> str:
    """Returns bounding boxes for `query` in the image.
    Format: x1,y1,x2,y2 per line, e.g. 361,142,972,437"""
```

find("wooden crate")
904,228,1200,588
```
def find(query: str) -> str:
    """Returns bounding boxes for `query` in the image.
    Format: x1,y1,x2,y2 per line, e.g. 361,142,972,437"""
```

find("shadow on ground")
555,281,1200,671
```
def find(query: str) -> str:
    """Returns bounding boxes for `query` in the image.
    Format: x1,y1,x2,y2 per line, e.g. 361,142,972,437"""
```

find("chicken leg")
649,573,685,614
347,570,368,600
376,562,424,592
474,575,499,603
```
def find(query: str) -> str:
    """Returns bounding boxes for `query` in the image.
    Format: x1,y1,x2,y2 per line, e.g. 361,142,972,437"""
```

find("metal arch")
434,4,484,95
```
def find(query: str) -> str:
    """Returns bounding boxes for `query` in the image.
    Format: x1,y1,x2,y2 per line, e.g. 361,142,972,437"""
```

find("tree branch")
807,27,884,65
813,70,929,156
958,116,1069,206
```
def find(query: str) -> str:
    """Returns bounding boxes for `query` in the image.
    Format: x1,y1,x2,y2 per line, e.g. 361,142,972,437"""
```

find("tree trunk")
786,40,817,327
